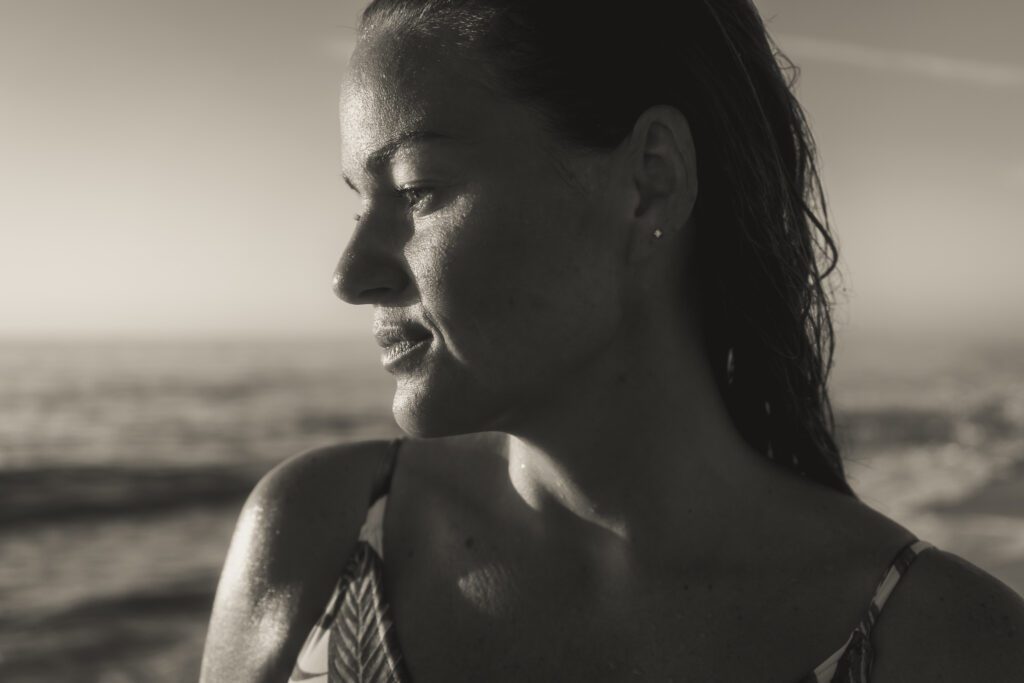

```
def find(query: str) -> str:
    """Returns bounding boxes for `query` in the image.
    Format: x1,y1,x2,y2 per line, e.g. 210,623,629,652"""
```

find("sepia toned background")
2,0,1023,680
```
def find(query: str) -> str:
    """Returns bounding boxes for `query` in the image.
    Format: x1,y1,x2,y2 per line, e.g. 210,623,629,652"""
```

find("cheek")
407,187,623,370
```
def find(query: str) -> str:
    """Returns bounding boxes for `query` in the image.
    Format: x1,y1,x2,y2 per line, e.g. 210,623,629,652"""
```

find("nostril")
332,266,405,304
332,241,410,304
359,286,393,301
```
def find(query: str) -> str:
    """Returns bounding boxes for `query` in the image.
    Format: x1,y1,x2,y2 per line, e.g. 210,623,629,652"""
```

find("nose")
332,219,409,305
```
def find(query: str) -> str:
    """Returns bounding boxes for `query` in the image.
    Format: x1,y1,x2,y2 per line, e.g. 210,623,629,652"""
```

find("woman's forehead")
347,26,497,107
339,33,542,169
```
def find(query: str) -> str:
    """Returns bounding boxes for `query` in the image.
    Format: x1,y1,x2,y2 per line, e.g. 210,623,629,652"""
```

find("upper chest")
379,488,899,681
385,558,849,682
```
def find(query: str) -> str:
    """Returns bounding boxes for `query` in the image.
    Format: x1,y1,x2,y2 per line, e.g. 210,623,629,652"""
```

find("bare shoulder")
200,438,398,683
872,546,1024,682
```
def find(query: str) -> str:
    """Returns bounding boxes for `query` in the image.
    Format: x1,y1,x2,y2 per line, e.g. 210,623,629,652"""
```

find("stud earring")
653,229,664,239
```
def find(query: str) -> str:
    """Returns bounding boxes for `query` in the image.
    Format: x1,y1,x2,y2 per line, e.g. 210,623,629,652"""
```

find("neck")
499,312,794,568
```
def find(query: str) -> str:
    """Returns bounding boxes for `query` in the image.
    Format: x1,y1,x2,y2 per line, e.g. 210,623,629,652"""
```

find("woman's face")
336,29,629,436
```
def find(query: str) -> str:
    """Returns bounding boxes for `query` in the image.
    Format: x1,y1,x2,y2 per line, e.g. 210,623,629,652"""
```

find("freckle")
464,536,476,549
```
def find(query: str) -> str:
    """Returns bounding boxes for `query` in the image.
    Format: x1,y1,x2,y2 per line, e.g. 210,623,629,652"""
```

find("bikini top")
288,439,934,683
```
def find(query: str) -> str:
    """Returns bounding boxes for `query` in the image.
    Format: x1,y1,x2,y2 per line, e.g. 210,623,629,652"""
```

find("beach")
1,334,1022,682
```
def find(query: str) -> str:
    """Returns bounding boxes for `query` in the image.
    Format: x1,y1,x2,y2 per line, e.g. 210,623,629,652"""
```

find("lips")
373,321,432,349
375,324,432,371
372,314,433,372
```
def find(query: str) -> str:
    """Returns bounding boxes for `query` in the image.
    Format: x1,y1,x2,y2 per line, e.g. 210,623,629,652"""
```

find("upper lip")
373,317,432,348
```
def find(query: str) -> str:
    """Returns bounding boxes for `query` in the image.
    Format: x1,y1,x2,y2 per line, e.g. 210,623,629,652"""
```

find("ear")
622,105,698,264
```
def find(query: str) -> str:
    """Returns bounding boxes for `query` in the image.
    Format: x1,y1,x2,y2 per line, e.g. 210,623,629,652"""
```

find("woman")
201,1,1024,681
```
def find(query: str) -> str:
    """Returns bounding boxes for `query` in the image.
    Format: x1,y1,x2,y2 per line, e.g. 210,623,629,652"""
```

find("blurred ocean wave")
0,464,262,526
832,333,1024,607
0,334,1021,681
0,337,400,682
0,337,399,469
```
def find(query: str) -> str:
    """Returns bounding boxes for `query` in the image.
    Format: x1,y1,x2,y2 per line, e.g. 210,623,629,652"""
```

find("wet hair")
360,0,855,496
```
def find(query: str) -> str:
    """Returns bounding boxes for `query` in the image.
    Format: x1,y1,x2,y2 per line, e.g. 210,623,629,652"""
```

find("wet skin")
336,30,631,441
332,26,916,682
199,20,1024,683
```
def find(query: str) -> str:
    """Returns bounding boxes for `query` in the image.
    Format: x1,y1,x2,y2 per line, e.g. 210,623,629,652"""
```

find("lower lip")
381,337,431,371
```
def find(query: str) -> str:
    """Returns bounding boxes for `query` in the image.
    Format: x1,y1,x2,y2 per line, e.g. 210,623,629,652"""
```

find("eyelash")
398,186,431,209
351,187,433,224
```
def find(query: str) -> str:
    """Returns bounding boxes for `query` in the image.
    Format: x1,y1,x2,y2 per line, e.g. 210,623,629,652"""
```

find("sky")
1,0,1022,339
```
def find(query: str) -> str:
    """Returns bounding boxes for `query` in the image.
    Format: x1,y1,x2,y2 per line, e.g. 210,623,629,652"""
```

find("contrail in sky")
776,33,1024,88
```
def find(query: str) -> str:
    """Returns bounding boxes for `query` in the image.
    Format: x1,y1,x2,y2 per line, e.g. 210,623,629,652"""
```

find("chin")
390,367,510,438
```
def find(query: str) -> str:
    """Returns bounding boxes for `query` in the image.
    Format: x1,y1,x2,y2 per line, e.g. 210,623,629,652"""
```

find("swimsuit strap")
358,437,405,559
368,437,404,502
860,538,934,632
805,537,935,683
287,437,410,683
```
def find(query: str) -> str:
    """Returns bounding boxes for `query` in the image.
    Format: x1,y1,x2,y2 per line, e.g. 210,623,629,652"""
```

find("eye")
398,186,432,210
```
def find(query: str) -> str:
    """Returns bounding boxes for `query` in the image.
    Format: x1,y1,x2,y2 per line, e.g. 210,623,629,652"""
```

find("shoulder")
200,438,399,683
871,546,1024,682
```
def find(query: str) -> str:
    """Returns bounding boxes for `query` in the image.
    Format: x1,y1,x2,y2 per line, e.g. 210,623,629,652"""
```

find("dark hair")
360,0,855,496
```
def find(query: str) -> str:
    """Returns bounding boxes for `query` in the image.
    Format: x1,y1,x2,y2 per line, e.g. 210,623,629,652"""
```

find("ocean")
1,334,1022,682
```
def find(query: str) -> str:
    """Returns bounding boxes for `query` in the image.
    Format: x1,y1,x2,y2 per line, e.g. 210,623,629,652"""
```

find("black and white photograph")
2,1,1023,681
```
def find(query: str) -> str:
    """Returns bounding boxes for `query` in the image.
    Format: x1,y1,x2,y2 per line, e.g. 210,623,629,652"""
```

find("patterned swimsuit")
288,439,934,683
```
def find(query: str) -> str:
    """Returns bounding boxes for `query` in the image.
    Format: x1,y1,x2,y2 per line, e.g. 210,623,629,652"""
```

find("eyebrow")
343,130,455,191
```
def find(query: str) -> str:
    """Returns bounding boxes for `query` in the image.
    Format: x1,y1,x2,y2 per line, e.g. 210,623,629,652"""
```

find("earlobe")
625,105,698,263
